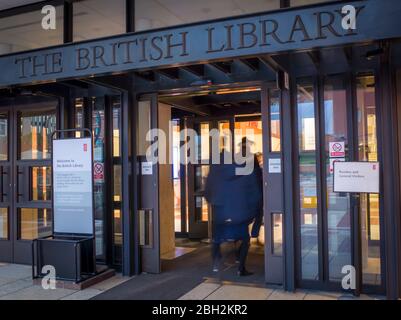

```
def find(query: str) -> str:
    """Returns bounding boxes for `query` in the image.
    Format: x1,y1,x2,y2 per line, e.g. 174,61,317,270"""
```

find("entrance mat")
92,245,265,300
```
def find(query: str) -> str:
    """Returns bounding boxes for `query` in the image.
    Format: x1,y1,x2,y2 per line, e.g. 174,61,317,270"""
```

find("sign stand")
32,129,106,284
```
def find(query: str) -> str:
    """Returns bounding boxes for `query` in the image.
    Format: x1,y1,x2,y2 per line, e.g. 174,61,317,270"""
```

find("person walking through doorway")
205,138,263,276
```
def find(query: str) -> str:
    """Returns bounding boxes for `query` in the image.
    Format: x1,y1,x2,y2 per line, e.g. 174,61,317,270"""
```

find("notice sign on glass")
334,162,380,194
53,138,94,235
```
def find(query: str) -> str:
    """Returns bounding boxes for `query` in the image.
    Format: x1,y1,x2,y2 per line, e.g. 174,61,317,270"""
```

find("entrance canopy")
1,0,401,88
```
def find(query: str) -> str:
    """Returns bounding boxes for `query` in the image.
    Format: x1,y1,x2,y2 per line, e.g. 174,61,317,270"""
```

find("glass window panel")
0,208,8,240
0,6,63,55
19,110,56,160
270,90,281,153
324,76,351,282
357,75,382,286
75,98,84,138
31,167,52,201
0,114,8,161
113,100,121,157
137,101,151,156
291,0,332,6
18,208,52,240
113,165,122,202
73,0,126,41
195,196,209,222
194,123,210,162
172,120,181,233
234,120,263,154
297,81,319,281
219,121,231,153
272,213,283,256
93,98,106,259
195,165,210,192
135,0,280,31
113,209,122,245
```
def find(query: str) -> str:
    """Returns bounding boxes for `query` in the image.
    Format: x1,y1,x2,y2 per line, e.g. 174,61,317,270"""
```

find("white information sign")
268,159,282,173
53,138,94,235
142,162,153,175
334,162,380,194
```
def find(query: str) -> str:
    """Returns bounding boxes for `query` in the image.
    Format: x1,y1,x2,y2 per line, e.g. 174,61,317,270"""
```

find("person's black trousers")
212,238,250,272
237,238,250,272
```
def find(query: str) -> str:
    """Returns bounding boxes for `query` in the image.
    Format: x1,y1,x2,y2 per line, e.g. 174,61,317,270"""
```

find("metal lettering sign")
53,138,94,235
1,0,401,87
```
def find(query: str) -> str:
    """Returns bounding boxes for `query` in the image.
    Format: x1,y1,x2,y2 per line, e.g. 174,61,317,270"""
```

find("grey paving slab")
267,289,307,300
61,289,103,300
0,286,77,300
205,285,273,300
90,275,131,292
0,278,33,297
179,283,221,300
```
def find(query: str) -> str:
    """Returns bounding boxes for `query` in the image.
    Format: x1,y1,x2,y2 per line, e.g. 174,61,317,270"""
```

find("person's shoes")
213,260,220,272
237,269,253,277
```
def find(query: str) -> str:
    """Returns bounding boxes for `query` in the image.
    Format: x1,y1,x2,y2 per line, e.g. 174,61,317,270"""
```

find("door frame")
135,81,276,276
293,72,387,295
0,95,61,264
186,115,235,240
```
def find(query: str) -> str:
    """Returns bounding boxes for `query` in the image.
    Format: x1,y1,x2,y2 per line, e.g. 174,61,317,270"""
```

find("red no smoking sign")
329,142,345,158
94,162,104,181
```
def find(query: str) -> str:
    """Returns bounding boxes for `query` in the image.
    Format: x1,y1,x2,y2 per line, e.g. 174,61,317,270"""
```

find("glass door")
295,74,384,294
0,97,58,264
186,117,234,239
0,107,12,262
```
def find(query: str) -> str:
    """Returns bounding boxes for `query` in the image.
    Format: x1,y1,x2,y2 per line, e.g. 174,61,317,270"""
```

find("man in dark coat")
205,139,263,276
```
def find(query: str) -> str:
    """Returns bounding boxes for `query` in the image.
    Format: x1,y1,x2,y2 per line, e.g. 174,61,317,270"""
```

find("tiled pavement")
179,281,385,301
0,263,385,300
0,263,131,300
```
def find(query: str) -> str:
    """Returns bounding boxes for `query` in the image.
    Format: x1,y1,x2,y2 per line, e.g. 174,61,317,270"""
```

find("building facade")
0,0,401,299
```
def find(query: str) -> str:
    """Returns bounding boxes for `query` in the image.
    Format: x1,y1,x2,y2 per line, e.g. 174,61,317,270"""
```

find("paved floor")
0,261,386,300
0,263,131,300
179,280,385,301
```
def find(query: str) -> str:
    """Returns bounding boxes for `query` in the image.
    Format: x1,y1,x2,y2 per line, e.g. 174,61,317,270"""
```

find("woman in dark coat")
205,140,263,276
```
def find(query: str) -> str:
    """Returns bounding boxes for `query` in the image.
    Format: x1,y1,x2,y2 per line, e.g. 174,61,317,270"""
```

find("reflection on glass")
357,75,382,286
0,6,63,55
113,165,122,202
135,0,280,31
19,111,56,160
75,98,84,138
31,167,52,201
112,97,122,265
113,103,121,157
195,166,210,192
219,121,231,153
113,209,122,246
195,196,209,222
195,123,210,162
270,90,281,152
93,98,106,259
272,213,283,256
73,0,125,41
172,121,182,233
0,114,8,161
19,208,52,240
137,101,151,156
291,0,332,6
234,120,263,154
297,81,319,281
324,77,351,281
0,208,8,239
